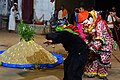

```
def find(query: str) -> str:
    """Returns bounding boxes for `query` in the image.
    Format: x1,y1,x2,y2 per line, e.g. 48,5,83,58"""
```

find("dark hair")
61,5,64,8
109,9,116,12
79,5,85,9
88,6,96,11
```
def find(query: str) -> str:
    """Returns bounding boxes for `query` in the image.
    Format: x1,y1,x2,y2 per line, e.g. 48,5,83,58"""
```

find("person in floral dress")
83,12,114,80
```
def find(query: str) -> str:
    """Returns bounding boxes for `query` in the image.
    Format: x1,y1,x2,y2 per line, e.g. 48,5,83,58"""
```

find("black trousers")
63,53,87,80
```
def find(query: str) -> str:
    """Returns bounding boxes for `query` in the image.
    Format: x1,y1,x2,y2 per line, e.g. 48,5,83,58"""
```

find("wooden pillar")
22,0,33,24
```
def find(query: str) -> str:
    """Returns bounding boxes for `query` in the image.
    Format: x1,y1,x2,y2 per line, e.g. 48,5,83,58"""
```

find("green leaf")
18,20,36,42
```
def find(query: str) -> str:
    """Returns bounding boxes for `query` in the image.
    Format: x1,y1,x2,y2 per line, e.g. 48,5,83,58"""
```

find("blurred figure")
107,7,116,30
50,9,58,23
78,5,89,23
77,5,89,40
58,5,68,20
107,8,117,50
52,9,58,21
8,3,17,33
110,11,120,49
110,11,120,22
111,6,116,12
84,13,114,80
69,7,79,26
50,9,58,32
108,6,120,49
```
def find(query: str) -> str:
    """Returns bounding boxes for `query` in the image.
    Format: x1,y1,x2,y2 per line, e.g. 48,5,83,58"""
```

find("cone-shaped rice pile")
0,40,57,65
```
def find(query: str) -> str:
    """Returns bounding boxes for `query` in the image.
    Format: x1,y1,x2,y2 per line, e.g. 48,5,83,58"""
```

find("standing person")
108,7,120,49
8,3,17,33
107,9,116,30
107,8,117,50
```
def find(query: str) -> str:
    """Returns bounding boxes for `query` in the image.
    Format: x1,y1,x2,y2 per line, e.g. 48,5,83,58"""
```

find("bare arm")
114,15,120,22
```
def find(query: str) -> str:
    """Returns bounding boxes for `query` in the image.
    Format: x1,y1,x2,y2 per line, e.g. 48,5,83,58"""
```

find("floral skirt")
84,52,112,78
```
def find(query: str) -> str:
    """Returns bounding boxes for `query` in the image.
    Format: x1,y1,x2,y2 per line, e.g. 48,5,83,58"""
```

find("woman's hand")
110,12,116,17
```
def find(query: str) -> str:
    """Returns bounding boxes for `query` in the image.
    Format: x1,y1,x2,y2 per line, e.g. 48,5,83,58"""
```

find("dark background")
95,0,120,16
55,0,120,17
